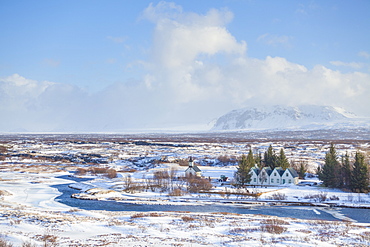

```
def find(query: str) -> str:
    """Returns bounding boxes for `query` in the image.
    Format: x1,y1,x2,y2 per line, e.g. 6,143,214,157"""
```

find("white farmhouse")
248,166,298,186
281,168,299,185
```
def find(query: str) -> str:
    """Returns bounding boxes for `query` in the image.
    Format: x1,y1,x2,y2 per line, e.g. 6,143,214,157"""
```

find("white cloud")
358,51,370,59
1,3,370,132
330,60,364,69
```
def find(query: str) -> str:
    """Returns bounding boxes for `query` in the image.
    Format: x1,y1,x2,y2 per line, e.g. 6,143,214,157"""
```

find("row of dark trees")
234,145,292,187
318,144,369,192
234,143,369,193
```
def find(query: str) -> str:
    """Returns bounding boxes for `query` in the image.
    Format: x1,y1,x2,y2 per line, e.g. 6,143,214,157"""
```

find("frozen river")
53,176,370,223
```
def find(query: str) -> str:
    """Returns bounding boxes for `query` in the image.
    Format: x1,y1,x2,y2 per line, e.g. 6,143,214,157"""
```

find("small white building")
248,166,298,186
185,157,202,177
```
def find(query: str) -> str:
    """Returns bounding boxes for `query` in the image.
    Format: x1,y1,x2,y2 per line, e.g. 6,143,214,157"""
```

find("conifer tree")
254,152,262,168
318,144,341,188
246,148,255,167
341,153,351,189
277,148,290,169
264,145,277,169
298,162,307,179
350,152,369,193
234,152,253,187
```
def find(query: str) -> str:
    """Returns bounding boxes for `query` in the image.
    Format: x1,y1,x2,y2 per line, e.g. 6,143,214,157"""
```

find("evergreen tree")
318,144,341,188
234,153,253,187
298,162,307,179
246,148,255,167
341,153,351,189
276,148,290,169
254,152,262,168
264,145,277,169
350,152,369,193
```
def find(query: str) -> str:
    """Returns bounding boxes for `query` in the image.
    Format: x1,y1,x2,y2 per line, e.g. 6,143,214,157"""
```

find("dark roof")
251,167,260,174
262,167,273,176
273,167,285,176
287,168,299,178
185,164,201,173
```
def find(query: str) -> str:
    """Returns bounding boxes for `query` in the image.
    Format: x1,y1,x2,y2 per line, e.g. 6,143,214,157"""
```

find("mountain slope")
211,105,369,131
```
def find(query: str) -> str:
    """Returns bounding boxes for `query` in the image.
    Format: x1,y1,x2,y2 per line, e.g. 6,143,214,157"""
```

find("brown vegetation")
75,167,117,179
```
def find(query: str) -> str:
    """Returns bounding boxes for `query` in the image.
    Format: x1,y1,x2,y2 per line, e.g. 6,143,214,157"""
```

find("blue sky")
0,0,369,132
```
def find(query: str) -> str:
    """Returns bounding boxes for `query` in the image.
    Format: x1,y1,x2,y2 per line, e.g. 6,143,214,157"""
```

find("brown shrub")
0,238,13,247
168,188,185,197
131,213,145,219
261,219,290,225
185,176,213,193
260,224,287,234
182,216,195,222
105,168,117,179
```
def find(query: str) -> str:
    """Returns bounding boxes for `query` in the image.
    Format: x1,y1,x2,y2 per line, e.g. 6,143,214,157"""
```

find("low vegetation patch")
76,167,117,178
260,218,289,234
267,192,287,200
181,216,195,222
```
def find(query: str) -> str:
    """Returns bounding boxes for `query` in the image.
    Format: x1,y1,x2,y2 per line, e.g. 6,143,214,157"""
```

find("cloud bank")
1,2,369,132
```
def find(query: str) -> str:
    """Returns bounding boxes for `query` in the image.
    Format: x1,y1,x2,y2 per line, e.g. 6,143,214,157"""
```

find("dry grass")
260,218,289,234
181,216,195,222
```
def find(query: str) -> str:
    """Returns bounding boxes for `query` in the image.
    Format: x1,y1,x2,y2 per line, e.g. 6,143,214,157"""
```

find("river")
52,176,370,223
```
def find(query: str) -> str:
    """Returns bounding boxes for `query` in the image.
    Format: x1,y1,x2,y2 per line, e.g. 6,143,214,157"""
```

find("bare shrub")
261,219,290,225
229,227,259,234
75,168,87,176
131,213,145,219
260,224,287,234
185,176,213,193
40,230,58,247
329,195,339,200
168,188,185,197
182,216,195,222
22,242,37,247
304,192,327,202
267,192,287,200
76,167,117,178
105,168,117,179
296,229,312,234
0,237,13,247
260,218,288,234
148,212,161,217
217,155,236,165
177,159,188,166
0,190,12,196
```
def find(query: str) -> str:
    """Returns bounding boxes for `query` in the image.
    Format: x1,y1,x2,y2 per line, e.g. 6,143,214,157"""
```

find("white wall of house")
248,167,298,186
281,169,299,185
250,170,259,185
269,169,282,186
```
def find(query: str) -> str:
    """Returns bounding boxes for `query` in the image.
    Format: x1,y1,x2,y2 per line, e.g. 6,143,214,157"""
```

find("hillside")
212,105,370,131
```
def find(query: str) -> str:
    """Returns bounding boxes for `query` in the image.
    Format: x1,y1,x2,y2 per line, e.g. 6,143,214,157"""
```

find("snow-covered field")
1,171,370,246
1,134,370,246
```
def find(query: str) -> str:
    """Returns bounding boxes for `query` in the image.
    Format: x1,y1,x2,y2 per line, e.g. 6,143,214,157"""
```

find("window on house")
286,173,289,177
277,179,279,183
274,173,277,176
254,178,256,182
265,179,267,182
289,179,292,183
271,179,274,183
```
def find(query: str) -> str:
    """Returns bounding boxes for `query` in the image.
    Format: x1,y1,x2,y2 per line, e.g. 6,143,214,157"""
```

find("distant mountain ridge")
211,105,370,131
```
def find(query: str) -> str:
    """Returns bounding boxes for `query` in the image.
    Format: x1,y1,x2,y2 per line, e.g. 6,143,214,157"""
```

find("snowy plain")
0,133,370,246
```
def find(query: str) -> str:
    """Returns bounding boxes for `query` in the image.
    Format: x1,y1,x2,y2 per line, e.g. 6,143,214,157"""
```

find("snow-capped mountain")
211,105,370,131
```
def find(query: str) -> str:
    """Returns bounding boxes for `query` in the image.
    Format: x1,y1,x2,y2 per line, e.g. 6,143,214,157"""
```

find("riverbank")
1,170,370,246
